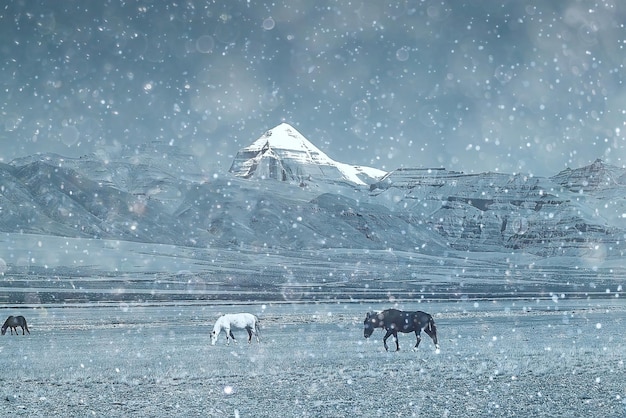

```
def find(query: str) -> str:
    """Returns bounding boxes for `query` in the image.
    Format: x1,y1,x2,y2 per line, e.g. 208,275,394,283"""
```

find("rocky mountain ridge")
1,124,625,263
371,162,626,257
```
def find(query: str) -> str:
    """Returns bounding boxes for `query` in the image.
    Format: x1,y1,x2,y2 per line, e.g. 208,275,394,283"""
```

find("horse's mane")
213,315,227,331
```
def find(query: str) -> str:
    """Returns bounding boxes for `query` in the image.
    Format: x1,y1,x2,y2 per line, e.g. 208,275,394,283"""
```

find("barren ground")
0,299,624,417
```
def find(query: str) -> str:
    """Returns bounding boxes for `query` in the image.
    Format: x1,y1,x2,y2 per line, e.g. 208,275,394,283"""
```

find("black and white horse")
364,309,438,351
1,315,30,336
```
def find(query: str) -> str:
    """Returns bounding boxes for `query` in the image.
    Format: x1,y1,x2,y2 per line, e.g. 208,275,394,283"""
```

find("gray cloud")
1,1,624,176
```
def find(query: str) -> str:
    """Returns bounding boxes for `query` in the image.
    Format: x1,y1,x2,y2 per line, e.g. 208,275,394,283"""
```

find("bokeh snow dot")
281,283,304,301
494,65,513,84
395,47,409,62
195,35,215,53
512,217,529,235
350,100,371,120
60,125,79,146
262,17,275,30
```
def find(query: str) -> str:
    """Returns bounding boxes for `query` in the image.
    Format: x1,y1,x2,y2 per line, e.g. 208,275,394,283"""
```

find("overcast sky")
1,1,624,177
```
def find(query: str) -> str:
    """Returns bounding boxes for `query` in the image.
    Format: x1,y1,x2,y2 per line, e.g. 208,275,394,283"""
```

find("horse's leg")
246,326,253,343
382,330,393,351
254,324,260,343
229,330,237,344
394,331,400,351
414,330,422,349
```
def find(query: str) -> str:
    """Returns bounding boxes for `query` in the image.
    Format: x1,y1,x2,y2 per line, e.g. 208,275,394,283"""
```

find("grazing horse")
211,313,260,346
1,315,30,336
364,309,438,351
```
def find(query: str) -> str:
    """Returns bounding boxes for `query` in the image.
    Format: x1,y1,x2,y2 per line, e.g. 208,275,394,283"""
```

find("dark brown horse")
1,315,30,335
364,309,438,351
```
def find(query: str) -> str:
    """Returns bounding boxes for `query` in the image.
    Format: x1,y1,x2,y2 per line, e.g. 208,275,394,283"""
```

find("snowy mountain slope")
9,142,205,214
0,162,79,236
551,159,626,192
2,128,626,303
1,125,625,266
1,154,441,254
173,176,447,253
371,164,626,257
229,123,386,186
2,159,193,245
551,159,626,229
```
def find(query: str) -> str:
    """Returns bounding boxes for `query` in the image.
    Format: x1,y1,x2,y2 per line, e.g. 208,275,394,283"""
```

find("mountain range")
1,123,624,302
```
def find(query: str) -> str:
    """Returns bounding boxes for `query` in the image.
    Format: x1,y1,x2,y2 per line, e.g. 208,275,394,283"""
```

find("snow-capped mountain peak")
247,123,332,164
229,123,386,186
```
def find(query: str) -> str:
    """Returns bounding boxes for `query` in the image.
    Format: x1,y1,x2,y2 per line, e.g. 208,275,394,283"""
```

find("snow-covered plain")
1,204,623,417
1,299,624,417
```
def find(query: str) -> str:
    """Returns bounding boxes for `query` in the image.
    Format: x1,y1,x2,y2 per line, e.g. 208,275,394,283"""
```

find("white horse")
211,313,260,345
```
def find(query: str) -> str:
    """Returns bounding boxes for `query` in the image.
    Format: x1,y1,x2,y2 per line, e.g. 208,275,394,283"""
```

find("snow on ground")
0,299,624,417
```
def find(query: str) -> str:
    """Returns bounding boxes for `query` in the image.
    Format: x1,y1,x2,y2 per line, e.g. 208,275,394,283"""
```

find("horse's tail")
22,317,30,334
427,315,439,348
427,315,436,333
254,315,261,340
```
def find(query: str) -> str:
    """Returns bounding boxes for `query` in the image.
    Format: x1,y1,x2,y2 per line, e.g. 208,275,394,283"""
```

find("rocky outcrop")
371,163,626,258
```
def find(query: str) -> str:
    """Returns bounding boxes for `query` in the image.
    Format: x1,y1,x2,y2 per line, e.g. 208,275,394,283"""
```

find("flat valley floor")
0,298,624,417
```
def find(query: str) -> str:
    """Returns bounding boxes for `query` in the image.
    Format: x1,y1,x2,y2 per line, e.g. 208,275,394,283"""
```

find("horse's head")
210,330,218,345
363,311,379,338
0,327,5,336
